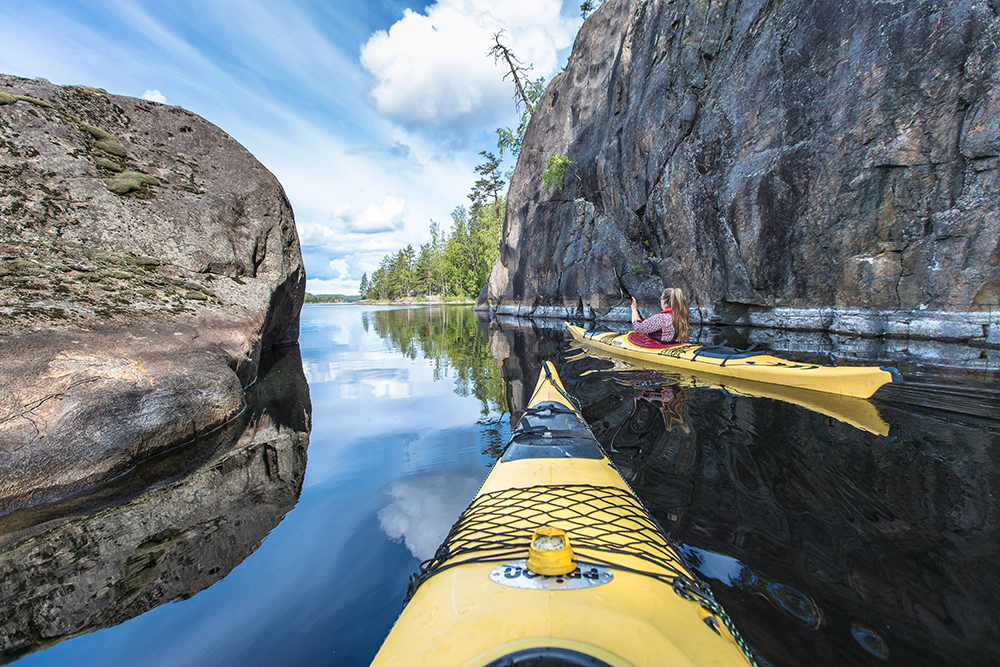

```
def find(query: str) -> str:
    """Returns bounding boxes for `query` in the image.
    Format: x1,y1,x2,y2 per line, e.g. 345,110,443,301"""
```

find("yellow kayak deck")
566,323,901,399
371,363,756,667
565,340,895,438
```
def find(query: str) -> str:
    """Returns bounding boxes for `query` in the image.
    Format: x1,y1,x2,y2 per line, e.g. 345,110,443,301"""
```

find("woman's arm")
630,297,640,324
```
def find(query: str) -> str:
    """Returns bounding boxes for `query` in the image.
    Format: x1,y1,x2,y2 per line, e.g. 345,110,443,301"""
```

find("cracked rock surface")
483,0,1000,344
0,74,305,514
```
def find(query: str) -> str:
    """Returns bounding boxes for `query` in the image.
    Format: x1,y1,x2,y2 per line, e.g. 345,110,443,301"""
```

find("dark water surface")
5,304,998,666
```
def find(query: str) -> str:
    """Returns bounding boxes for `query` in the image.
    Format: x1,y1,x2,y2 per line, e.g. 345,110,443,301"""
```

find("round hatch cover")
489,559,613,590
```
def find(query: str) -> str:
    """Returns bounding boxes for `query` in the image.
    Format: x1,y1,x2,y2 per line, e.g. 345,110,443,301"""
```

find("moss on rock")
15,95,54,109
95,157,123,173
105,172,159,195
80,123,127,157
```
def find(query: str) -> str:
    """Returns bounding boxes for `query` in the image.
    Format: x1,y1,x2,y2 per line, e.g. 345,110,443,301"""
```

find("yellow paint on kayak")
371,363,756,667
566,323,900,399
566,339,893,437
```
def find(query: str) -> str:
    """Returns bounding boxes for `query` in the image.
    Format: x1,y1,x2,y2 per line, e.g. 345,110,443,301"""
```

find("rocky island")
0,74,306,516
480,0,1000,347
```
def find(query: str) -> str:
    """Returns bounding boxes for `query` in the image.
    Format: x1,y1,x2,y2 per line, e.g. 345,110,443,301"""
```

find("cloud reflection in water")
378,471,483,561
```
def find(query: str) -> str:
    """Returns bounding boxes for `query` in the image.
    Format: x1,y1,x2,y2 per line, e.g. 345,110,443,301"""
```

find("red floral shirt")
632,309,676,342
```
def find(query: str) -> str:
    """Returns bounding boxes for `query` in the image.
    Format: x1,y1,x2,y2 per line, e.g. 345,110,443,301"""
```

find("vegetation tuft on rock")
80,123,127,157
105,171,159,195
541,153,572,193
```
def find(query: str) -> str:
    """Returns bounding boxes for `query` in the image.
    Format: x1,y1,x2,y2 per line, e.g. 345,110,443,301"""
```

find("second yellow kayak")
566,323,901,399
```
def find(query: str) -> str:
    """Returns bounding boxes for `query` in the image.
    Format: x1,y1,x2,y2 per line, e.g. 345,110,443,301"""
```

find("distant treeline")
360,152,504,302
303,293,364,303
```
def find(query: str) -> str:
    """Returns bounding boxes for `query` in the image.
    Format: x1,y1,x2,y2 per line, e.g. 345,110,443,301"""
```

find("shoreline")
306,299,477,306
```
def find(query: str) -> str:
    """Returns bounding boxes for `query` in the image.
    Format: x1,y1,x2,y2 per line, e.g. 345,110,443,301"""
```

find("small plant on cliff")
541,153,572,193
490,32,546,163
580,1,605,19
630,264,646,275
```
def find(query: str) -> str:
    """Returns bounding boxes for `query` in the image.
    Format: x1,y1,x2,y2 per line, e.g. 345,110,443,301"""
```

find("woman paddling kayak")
630,287,690,343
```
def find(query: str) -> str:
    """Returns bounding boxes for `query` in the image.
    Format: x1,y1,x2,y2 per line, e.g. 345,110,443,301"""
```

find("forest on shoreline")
359,152,505,302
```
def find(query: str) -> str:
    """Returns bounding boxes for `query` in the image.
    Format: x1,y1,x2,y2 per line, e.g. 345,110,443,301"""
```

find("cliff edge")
482,0,1000,345
0,75,305,514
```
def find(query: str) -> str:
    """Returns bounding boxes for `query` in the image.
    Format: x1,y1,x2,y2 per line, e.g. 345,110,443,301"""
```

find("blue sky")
0,0,583,294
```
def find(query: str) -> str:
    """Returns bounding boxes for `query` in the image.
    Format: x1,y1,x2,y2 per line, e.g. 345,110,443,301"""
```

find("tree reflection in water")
365,306,509,458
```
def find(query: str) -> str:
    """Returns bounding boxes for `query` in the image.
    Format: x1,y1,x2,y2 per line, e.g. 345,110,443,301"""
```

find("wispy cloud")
0,0,582,294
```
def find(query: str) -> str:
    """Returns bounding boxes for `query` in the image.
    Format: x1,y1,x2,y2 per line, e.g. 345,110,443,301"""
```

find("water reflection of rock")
0,346,311,664
487,318,1000,666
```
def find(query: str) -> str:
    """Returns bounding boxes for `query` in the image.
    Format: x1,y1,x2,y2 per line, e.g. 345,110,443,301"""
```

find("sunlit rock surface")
0,74,305,513
0,346,311,663
482,0,1000,345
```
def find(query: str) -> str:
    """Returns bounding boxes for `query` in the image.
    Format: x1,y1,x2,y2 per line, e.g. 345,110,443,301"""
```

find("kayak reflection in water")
611,379,691,453
638,384,691,434
630,287,691,343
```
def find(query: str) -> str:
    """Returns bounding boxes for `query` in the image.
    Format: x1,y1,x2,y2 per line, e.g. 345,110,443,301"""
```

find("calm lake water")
5,304,999,666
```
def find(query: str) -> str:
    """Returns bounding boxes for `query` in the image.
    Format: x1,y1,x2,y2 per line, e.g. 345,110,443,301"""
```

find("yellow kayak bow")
371,362,757,667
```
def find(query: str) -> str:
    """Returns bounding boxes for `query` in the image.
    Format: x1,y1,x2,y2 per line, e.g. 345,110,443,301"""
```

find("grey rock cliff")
483,0,1000,345
0,75,305,513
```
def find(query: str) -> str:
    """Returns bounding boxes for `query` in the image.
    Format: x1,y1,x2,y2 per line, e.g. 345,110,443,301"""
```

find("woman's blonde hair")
660,288,689,342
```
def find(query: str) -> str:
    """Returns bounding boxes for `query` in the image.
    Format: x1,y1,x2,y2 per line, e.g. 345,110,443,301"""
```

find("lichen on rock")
0,73,306,517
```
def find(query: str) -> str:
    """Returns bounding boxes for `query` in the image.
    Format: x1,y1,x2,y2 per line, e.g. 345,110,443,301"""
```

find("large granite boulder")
0,74,305,514
482,0,1000,345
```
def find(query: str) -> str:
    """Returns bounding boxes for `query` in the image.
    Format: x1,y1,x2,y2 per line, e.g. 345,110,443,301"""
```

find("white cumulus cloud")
342,195,408,234
360,0,579,143
142,88,167,103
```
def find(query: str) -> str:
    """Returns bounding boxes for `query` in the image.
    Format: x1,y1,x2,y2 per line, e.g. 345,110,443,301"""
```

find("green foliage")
0,92,16,105
365,306,507,418
304,293,362,303
630,264,646,275
361,197,503,302
495,76,546,161
580,1,604,18
542,153,572,193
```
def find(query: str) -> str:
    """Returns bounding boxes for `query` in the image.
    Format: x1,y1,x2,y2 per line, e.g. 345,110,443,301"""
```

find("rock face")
0,74,305,513
483,0,1000,345
0,345,311,662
